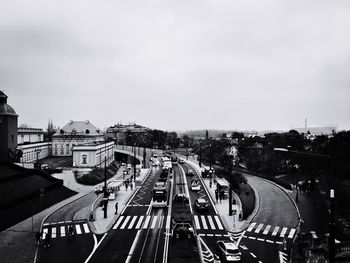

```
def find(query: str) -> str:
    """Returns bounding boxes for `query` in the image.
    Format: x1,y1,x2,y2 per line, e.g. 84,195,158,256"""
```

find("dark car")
195,198,209,211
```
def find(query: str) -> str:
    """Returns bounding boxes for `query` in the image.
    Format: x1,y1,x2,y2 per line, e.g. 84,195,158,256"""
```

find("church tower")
0,91,18,161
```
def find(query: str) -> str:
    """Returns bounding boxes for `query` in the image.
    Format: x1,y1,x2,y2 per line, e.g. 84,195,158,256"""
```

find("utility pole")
229,154,233,216
103,156,108,218
199,140,202,167
143,143,146,168
329,189,335,263
133,143,136,181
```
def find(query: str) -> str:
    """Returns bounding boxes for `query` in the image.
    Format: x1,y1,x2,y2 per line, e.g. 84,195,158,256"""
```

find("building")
17,127,44,145
292,119,337,136
72,141,115,168
52,120,104,156
17,142,52,163
106,123,148,145
0,91,18,161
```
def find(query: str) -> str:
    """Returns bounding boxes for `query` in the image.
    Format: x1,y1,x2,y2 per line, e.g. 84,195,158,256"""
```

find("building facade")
106,123,148,145
52,120,104,156
72,141,115,168
17,142,52,163
17,127,44,145
0,91,18,161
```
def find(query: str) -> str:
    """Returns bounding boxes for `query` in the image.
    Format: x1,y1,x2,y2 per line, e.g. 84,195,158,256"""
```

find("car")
123,170,129,176
121,162,126,166
179,159,185,164
152,154,158,158
127,164,132,170
215,240,241,262
191,180,201,191
195,198,209,211
187,168,195,177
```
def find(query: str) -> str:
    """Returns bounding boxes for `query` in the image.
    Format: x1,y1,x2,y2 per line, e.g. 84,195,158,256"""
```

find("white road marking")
247,222,256,232
240,245,248,250
254,223,264,234
288,228,296,239
263,225,271,235
272,226,280,236
143,216,151,229
120,216,131,229
257,238,265,242
113,216,124,229
266,239,274,244
194,216,201,229
207,216,216,229
280,227,288,238
151,216,158,229
83,223,90,233
135,216,144,229
60,226,66,237
165,215,171,230
248,236,256,240
250,252,257,258
276,241,283,245
214,216,224,230
201,215,208,229
75,224,82,235
128,216,138,229
51,227,56,238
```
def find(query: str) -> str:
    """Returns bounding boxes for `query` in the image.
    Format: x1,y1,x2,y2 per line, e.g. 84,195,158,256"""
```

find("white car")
127,164,132,170
216,240,241,262
191,180,201,191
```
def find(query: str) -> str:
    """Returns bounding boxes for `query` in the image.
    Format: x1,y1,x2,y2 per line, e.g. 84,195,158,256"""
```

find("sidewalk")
184,158,248,233
89,168,151,234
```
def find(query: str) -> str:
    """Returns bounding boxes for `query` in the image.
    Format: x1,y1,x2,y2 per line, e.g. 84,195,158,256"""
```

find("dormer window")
60,129,64,134
86,129,90,134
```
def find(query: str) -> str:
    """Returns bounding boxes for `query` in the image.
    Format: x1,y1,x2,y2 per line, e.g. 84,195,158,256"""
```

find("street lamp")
228,152,233,216
199,139,202,167
103,156,108,218
274,147,335,262
133,143,136,181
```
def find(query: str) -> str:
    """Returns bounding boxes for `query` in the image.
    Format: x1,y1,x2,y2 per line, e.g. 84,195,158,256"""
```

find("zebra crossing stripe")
254,223,264,234
113,216,124,229
272,226,280,236
201,215,208,229
263,225,271,235
60,226,66,237
135,216,144,229
214,216,224,230
207,216,216,230
151,216,158,229
52,227,57,238
83,223,90,233
120,216,131,229
194,216,201,229
288,228,296,239
247,222,256,232
75,224,82,235
128,216,138,229
280,227,288,238
143,216,151,229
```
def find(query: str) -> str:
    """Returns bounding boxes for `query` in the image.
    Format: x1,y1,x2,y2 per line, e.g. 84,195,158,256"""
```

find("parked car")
179,159,185,164
215,240,241,262
123,170,129,176
195,198,209,211
127,164,132,170
187,168,195,176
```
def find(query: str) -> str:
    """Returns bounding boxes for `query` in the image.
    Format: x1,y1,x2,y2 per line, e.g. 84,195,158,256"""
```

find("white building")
72,141,115,168
17,127,44,145
52,120,104,156
17,142,52,163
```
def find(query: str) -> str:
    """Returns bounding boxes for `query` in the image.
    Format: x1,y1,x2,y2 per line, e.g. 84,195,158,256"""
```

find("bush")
75,162,119,186
236,184,255,220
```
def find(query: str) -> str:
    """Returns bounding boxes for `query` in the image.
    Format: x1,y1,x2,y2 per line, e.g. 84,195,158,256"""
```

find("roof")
53,120,101,136
18,127,44,134
0,91,17,116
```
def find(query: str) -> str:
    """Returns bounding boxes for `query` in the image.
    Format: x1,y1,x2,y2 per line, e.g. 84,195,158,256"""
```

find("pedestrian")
43,232,50,247
130,181,133,191
115,202,118,215
126,181,128,190
218,191,222,203
209,180,212,188
215,189,218,203
35,231,41,245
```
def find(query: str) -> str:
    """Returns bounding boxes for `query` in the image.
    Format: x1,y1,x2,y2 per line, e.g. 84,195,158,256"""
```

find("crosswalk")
42,221,90,239
246,222,296,239
112,215,225,231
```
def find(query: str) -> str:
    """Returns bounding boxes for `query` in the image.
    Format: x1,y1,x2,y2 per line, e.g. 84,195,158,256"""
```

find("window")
82,154,87,164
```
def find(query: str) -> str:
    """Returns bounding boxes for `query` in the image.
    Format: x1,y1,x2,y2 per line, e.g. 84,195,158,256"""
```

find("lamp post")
209,143,213,184
274,147,334,262
103,156,108,218
143,142,146,168
229,153,233,216
199,140,202,167
133,143,136,181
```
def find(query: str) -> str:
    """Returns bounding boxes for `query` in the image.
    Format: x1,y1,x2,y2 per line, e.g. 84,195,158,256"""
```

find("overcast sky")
1,0,349,131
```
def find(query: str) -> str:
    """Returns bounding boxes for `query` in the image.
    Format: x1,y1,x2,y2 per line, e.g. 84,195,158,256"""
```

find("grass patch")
75,162,119,185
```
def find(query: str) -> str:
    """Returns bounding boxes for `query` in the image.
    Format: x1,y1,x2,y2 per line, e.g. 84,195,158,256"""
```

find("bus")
152,178,170,207
160,157,172,171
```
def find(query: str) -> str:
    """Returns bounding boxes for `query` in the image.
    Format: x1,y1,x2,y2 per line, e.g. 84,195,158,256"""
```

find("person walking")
215,189,219,203
35,231,41,245
218,191,222,203
115,202,118,215
68,224,74,240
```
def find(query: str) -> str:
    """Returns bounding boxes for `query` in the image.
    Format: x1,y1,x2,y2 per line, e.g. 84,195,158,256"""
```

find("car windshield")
227,248,239,254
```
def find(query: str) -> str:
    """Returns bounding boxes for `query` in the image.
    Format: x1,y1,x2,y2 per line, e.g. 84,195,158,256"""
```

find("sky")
1,0,350,132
